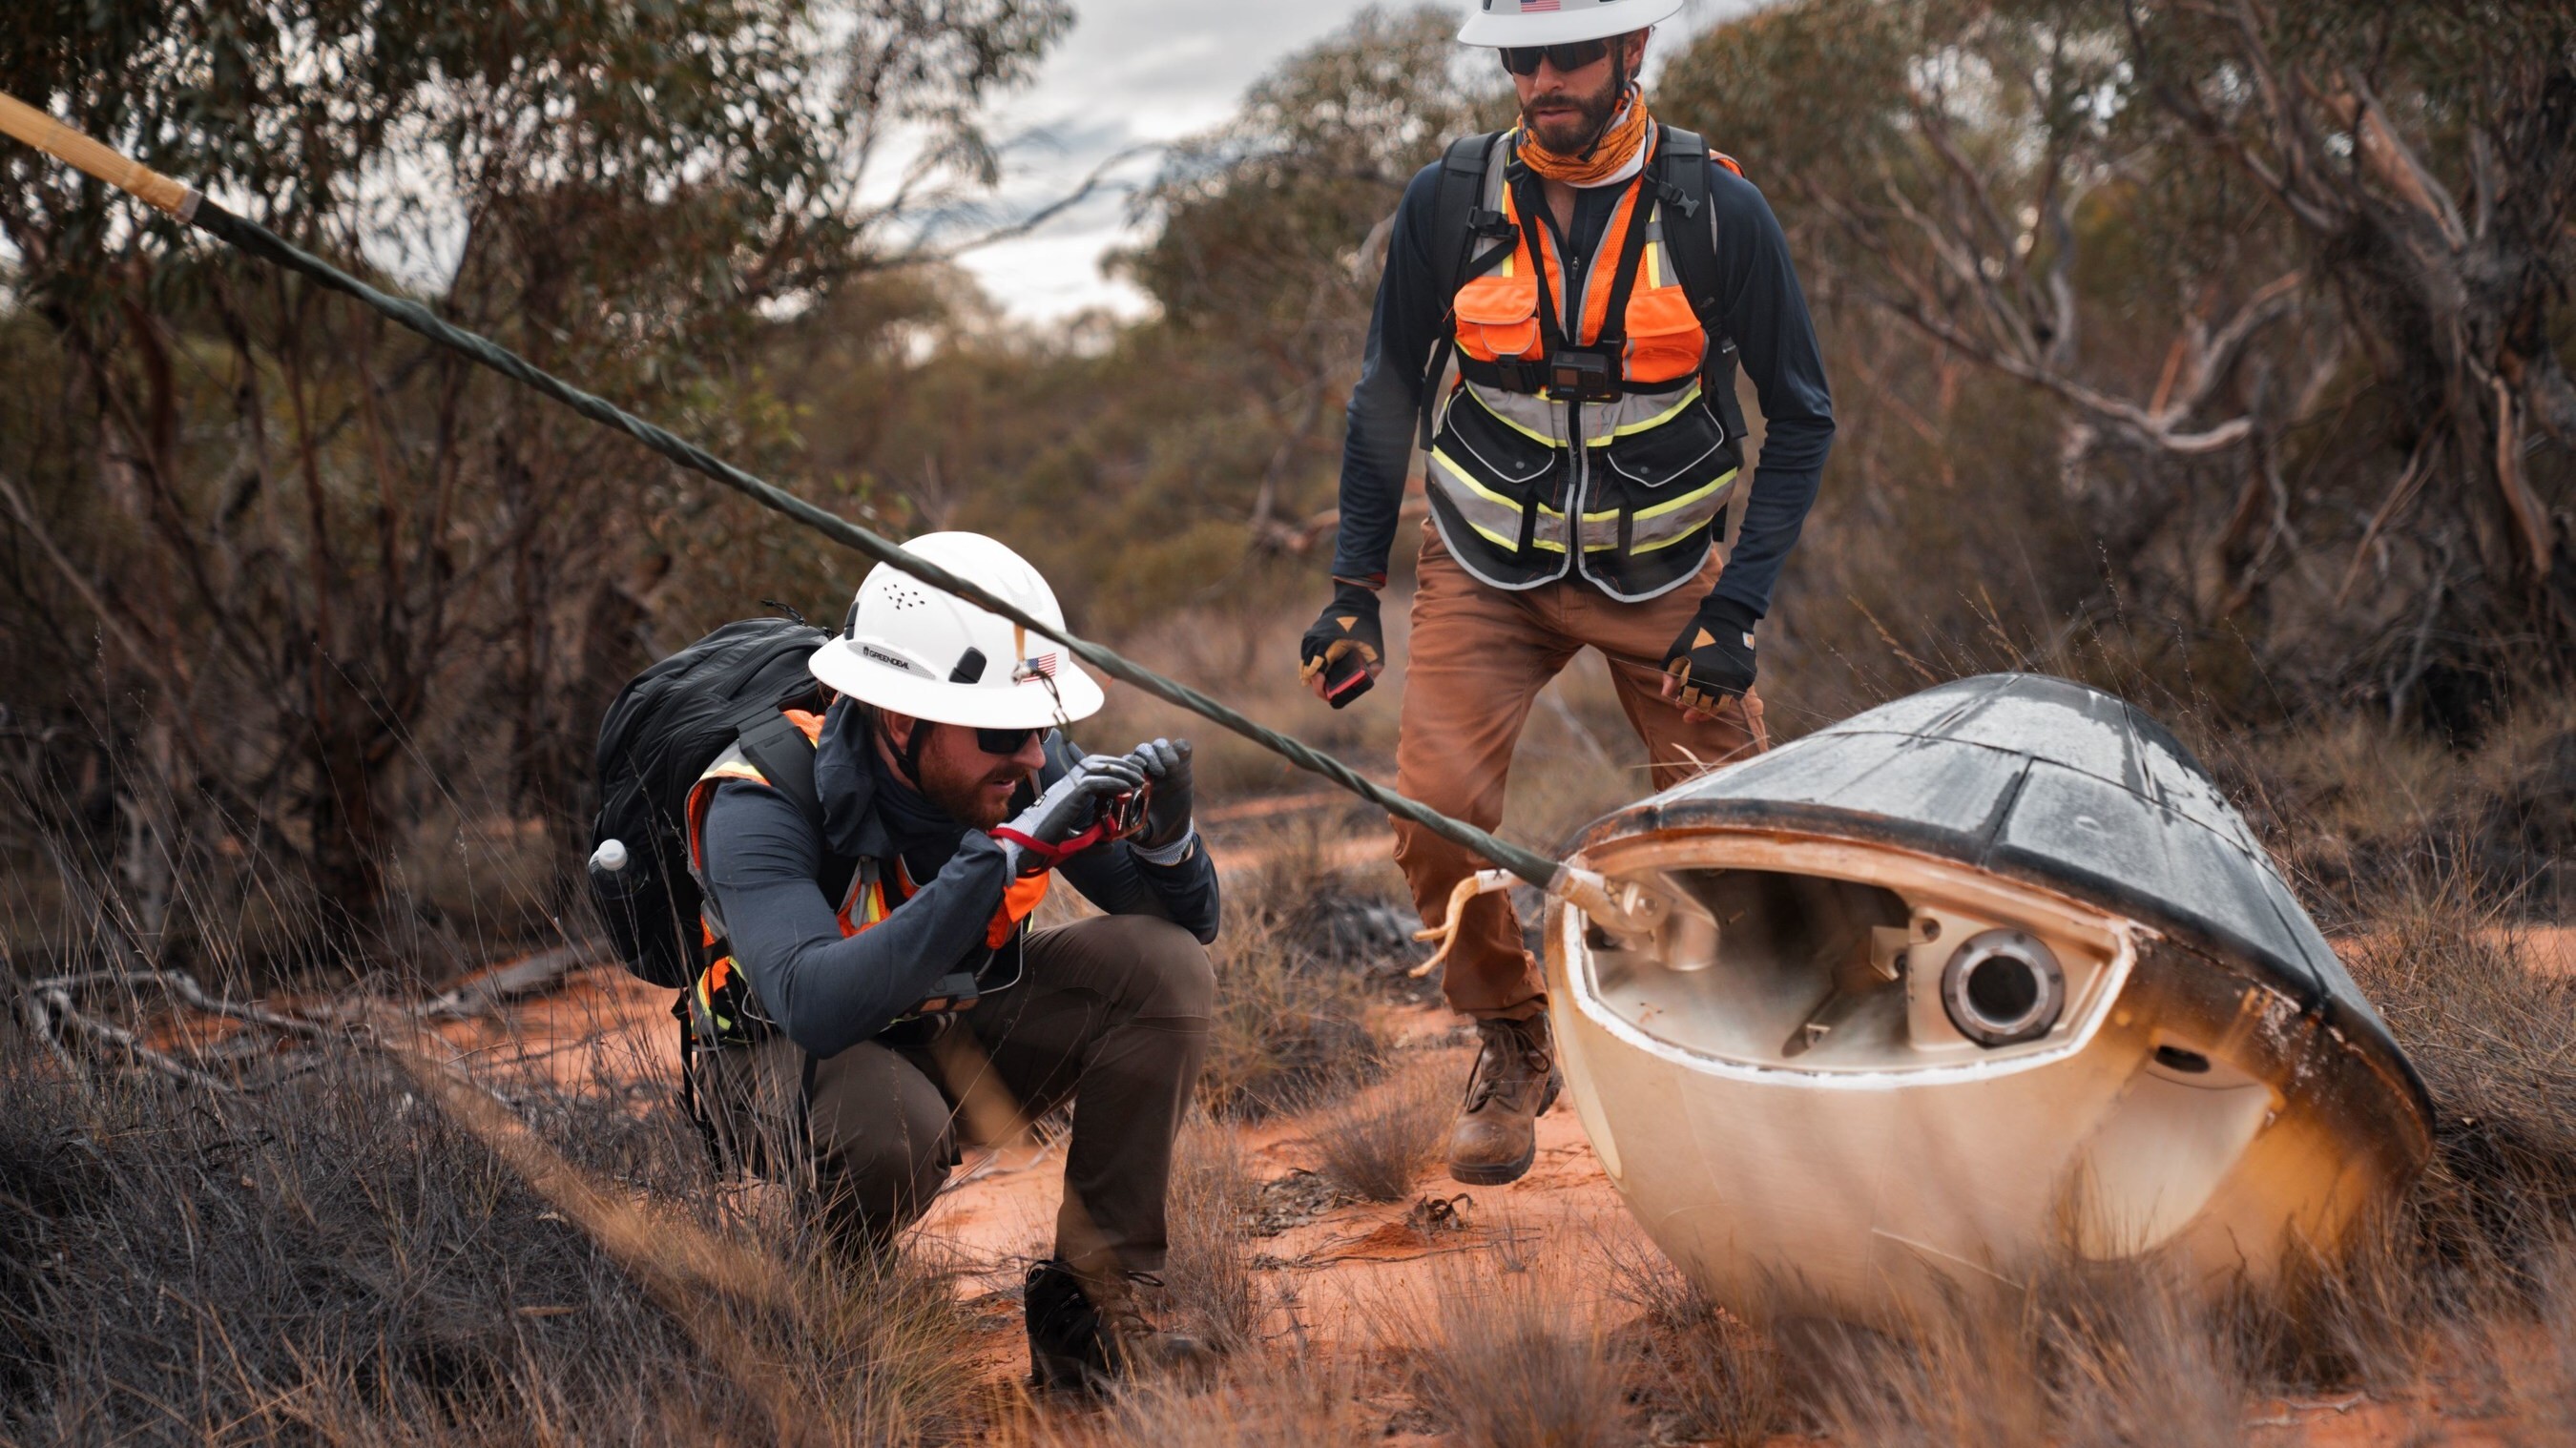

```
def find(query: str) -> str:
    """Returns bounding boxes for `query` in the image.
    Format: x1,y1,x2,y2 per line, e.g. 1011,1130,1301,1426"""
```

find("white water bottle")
589,839,644,904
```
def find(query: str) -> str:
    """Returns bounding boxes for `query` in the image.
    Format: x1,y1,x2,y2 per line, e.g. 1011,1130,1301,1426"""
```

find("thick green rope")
187,200,1563,889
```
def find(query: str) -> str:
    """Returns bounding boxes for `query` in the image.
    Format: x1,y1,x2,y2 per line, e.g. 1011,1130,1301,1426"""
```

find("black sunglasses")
1500,39,1610,76
973,725,1043,756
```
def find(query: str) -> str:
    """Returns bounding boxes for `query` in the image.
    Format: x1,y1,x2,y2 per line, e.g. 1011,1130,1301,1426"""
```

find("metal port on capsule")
1940,929,2066,1046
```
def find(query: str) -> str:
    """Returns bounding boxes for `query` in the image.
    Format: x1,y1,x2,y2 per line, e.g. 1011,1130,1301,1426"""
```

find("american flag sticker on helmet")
1013,653,1059,682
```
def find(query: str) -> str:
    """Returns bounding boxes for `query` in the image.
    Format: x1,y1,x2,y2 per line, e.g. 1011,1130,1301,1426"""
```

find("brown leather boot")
1445,1012,1563,1186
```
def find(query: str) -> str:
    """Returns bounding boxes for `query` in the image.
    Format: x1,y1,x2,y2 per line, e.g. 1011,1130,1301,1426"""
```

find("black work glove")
1661,594,1759,717
994,754,1149,876
1298,581,1385,709
1128,737,1195,857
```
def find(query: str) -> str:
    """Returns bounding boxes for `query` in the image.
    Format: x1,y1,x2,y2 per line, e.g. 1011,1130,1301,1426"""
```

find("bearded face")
888,716,1045,829
1511,31,1646,155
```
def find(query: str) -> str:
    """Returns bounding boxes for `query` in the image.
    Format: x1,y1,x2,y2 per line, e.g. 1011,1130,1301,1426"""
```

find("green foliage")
0,0,1066,964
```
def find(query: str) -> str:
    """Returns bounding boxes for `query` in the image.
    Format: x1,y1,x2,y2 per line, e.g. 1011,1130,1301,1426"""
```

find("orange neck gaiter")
1517,88,1652,188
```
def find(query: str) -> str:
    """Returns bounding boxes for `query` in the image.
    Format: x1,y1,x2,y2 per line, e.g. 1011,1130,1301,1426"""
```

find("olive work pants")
1394,522,1769,1021
689,913,1215,1276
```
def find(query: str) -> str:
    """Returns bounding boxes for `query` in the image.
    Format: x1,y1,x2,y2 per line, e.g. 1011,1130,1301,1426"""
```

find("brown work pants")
1395,524,1768,1020
690,913,1214,1275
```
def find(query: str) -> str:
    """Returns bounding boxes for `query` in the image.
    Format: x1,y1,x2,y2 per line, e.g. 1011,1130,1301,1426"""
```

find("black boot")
1026,1257,1109,1392
1025,1257,1213,1393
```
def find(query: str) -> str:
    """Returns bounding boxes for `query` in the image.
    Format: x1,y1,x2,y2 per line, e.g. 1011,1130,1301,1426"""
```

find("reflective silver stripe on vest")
688,738,757,941
1575,479,1737,555
1430,390,1735,559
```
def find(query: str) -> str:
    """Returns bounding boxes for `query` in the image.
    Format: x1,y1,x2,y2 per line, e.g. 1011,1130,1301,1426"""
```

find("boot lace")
1464,1018,1550,1113
1098,1272,1167,1350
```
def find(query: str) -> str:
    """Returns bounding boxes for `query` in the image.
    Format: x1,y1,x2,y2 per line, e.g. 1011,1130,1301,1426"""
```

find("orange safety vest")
680,709,1049,1042
1451,159,1714,390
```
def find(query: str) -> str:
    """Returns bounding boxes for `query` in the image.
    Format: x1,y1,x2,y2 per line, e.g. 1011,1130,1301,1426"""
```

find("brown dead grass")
2209,700,2576,926
1164,1113,1265,1354
1310,1057,1451,1203
1600,1231,1791,1447
1806,1260,2249,1448
1026,1355,1380,1446
0,1024,995,1446
1196,820,1390,1119
2344,864,2576,1270
1396,1251,1629,1448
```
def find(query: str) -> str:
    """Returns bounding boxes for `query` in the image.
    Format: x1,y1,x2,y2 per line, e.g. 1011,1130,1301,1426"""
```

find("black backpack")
1415,124,1749,448
588,617,834,987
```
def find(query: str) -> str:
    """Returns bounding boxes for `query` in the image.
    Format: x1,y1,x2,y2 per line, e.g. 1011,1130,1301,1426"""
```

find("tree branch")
2337,430,2439,605
1867,289,2257,455
2491,372,2554,576
2334,68,2470,253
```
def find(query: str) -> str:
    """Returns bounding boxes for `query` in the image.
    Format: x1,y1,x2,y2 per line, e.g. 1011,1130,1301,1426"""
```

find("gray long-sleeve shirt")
697,707,1220,1059
1333,138,1835,618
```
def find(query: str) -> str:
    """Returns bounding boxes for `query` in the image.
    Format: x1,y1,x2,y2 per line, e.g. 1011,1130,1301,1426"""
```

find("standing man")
1300,0,1833,1187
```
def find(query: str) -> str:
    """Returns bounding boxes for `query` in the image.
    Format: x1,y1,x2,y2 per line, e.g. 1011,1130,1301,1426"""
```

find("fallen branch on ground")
414,942,601,1020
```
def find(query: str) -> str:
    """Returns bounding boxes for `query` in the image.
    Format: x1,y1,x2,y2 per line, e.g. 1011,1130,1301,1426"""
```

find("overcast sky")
949,0,1755,321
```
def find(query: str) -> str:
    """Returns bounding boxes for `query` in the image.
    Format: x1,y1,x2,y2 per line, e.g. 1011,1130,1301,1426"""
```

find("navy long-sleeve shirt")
698,704,1219,1059
1332,142,1835,618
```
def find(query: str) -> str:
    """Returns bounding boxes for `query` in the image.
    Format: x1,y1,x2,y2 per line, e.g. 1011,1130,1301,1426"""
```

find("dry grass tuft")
2208,701,2576,923
1310,1056,1451,1203
1029,1355,1381,1446
0,1022,988,1446
1197,822,1389,1119
1807,1260,2247,1448
1164,1113,1265,1353
1600,1231,1790,1447
2225,1210,2434,1395
1401,1252,1628,1448
2485,1237,2576,1433
2345,862,2576,1270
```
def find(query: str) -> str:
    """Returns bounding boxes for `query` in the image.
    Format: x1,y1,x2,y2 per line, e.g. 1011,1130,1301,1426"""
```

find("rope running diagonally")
0,92,1563,889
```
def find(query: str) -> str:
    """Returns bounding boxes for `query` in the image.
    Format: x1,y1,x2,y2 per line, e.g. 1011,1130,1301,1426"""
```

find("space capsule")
1544,673,2431,1326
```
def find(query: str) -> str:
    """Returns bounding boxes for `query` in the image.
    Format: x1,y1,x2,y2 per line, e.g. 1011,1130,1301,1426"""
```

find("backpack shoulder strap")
1427,130,1505,305
730,702,826,834
724,699,864,910
1416,131,1512,448
1652,126,1750,445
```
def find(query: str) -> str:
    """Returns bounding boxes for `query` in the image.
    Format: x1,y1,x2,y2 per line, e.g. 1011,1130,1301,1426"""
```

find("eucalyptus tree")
1662,0,2576,728
0,0,1067,963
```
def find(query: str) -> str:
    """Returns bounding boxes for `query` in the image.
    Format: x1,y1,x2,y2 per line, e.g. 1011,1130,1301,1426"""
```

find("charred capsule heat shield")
1545,673,2431,1328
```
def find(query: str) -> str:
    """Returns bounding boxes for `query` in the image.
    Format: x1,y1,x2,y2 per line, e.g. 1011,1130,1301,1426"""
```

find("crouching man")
681,532,1218,1390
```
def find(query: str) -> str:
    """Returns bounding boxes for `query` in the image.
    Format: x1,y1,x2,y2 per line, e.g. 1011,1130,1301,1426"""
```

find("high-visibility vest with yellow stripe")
680,709,1049,1044
1427,125,1745,601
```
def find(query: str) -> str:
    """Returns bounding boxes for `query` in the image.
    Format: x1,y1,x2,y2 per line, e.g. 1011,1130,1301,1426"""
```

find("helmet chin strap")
881,706,932,783
899,715,934,787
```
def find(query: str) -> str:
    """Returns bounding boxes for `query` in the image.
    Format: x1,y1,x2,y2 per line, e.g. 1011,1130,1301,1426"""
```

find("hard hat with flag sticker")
808,531,1106,729
1457,0,1684,48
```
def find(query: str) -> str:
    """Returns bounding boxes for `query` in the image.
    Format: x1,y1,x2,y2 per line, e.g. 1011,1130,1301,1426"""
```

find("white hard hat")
1458,0,1682,48
807,532,1107,729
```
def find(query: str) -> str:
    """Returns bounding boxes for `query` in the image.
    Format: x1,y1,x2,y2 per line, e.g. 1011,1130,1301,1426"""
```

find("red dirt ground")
352,956,2518,1445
